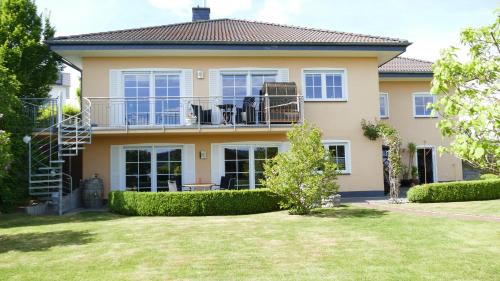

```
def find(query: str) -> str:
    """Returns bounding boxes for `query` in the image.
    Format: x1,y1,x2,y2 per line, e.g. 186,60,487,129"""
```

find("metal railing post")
266,94,271,130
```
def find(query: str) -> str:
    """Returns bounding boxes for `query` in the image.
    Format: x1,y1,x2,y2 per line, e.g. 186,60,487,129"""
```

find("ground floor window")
323,141,351,174
222,145,279,189
124,146,182,192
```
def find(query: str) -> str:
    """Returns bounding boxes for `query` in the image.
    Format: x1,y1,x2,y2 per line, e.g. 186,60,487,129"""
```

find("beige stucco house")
46,7,462,198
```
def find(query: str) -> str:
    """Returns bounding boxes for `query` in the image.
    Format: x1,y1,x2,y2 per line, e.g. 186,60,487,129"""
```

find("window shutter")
181,69,193,125
109,70,124,126
277,68,289,82
182,144,196,184
211,144,221,184
110,145,124,191
208,69,222,124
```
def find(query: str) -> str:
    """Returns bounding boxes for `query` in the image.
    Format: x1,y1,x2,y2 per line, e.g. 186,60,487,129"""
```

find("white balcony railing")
87,95,304,130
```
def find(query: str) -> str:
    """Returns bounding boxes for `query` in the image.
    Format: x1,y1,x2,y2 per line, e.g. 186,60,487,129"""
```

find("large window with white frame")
124,146,183,192
379,92,389,118
413,93,436,117
222,144,279,189
303,69,347,101
323,141,351,174
221,71,277,107
123,71,182,126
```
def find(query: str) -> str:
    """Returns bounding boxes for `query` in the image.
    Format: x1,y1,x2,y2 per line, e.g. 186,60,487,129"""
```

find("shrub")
480,174,499,180
262,122,338,215
408,179,500,203
108,189,282,216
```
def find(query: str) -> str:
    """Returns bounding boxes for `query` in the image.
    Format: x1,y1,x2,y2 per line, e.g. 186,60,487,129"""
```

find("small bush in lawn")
108,188,281,216
408,179,500,203
262,122,338,215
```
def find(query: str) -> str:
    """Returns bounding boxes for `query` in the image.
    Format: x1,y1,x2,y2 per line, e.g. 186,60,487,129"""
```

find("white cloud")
254,0,304,24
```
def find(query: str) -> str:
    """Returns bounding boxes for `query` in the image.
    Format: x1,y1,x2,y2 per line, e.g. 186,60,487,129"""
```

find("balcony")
87,95,304,133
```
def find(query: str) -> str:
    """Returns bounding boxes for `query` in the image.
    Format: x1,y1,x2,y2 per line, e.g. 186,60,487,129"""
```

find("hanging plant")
360,119,403,203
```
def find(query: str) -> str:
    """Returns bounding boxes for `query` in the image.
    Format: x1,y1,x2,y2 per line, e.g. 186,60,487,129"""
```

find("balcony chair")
191,104,212,125
236,96,256,124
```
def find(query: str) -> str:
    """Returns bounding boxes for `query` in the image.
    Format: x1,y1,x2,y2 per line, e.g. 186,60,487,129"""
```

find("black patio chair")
219,176,236,190
191,104,212,125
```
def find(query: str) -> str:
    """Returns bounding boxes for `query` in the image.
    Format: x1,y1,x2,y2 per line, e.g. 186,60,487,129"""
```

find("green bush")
480,174,499,180
408,179,500,203
108,189,282,216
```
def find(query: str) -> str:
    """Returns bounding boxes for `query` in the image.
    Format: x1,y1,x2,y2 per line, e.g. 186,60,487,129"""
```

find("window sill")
380,116,389,119
413,115,437,118
337,171,351,175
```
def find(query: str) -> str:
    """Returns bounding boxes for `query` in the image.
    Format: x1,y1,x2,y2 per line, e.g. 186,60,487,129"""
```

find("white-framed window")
220,70,277,107
303,69,347,101
323,141,351,174
379,92,389,118
124,145,183,192
413,93,436,118
221,144,279,189
123,71,183,125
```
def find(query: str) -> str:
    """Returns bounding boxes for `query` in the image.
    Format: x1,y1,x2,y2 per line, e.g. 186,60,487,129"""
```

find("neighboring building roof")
379,57,433,73
49,19,409,46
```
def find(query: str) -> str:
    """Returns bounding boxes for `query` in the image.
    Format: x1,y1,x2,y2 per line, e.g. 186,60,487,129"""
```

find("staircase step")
30,179,61,184
29,186,61,191
31,173,62,177
50,160,65,164
39,166,62,170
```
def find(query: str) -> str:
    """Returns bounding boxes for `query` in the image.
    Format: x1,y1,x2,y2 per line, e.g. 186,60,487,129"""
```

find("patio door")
417,147,435,184
125,148,152,192
222,145,279,189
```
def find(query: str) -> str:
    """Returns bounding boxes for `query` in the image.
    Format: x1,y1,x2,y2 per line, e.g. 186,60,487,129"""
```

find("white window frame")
121,144,184,192
412,92,437,118
322,140,352,174
379,92,389,118
217,142,282,189
219,69,279,98
302,68,348,102
122,70,185,126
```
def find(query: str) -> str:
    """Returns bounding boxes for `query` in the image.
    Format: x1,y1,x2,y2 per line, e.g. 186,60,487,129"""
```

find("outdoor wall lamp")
23,135,31,144
200,149,207,159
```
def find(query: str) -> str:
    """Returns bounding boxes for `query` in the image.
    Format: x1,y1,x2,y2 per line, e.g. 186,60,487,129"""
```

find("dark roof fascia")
379,72,433,78
49,43,409,52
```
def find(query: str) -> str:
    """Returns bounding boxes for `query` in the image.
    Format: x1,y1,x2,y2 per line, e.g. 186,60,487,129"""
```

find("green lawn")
1,206,499,281
401,199,500,216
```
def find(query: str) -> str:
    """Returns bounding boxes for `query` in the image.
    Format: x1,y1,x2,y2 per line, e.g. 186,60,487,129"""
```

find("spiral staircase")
23,97,92,215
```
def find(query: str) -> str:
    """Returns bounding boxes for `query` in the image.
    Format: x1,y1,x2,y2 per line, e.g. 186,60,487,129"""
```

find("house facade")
47,8,462,197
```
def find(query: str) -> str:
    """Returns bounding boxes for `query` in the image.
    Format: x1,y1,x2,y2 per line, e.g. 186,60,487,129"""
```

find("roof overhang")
379,72,433,81
49,43,408,69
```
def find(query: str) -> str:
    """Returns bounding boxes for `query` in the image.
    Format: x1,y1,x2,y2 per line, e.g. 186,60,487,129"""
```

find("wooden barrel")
82,177,103,208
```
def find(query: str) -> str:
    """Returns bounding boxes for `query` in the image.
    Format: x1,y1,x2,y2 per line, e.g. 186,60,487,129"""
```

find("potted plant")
185,112,197,126
411,165,419,186
400,164,412,187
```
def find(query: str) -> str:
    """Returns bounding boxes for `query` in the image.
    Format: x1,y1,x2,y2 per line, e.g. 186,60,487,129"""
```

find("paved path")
352,200,500,222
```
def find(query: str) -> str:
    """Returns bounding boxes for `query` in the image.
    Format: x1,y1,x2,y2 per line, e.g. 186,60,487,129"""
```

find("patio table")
182,183,216,191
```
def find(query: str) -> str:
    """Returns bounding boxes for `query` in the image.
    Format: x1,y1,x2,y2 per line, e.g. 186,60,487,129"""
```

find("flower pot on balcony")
185,116,197,126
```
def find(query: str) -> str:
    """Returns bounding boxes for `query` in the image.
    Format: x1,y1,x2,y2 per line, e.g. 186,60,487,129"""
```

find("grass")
401,199,500,216
0,206,499,281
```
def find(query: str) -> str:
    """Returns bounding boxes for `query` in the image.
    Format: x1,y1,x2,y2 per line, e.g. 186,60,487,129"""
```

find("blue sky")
36,0,498,61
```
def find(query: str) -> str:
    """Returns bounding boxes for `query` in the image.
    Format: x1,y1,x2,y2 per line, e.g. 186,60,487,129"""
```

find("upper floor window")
303,69,347,101
379,92,389,118
221,71,277,106
413,93,436,117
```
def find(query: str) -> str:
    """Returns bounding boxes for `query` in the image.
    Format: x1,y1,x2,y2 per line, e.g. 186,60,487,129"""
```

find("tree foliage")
262,122,339,215
0,0,60,211
0,0,61,99
431,10,500,174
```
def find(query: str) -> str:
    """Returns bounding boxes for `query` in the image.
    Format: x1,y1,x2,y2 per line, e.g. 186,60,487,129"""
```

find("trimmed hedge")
480,174,499,180
408,179,500,203
108,189,282,216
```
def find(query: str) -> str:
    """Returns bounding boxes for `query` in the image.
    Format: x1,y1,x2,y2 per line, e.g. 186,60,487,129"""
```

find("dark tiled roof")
379,57,433,73
49,19,409,46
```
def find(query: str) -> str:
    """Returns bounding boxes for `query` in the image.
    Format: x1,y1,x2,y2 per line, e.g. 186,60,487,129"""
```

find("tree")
431,10,500,174
0,0,60,211
0,0,61,99
262,122,339,215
